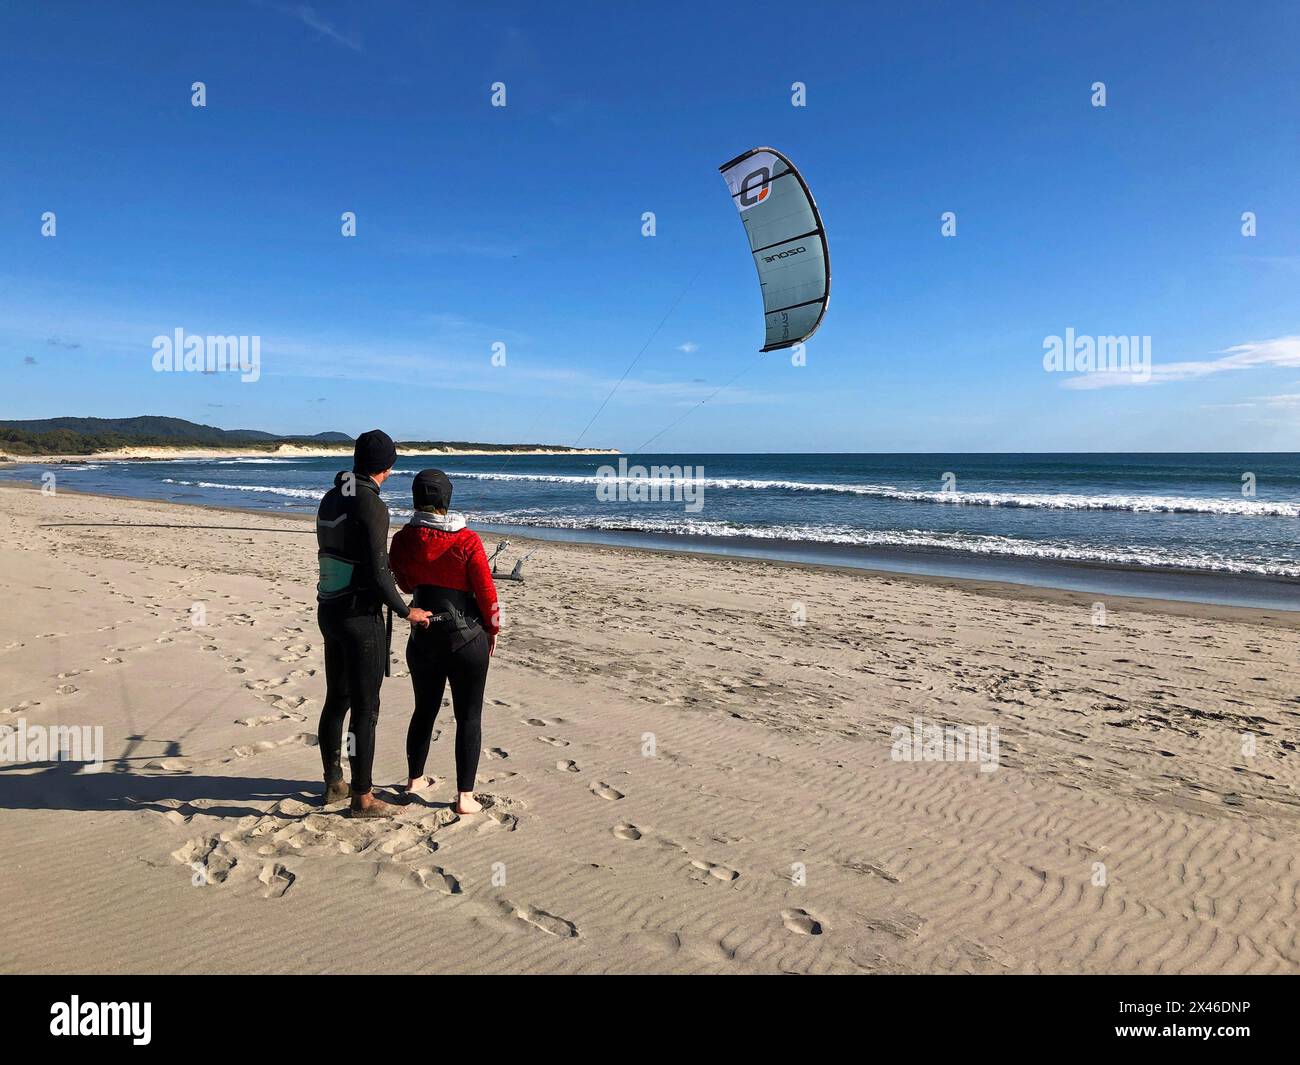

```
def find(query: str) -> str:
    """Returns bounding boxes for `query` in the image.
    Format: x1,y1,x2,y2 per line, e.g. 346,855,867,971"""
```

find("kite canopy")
719,147,830,352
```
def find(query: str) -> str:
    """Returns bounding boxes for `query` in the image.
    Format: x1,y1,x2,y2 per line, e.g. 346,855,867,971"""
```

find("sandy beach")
1,482,1297,975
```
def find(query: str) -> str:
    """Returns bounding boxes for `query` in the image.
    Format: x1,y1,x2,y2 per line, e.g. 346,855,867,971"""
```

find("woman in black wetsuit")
389,470,501,815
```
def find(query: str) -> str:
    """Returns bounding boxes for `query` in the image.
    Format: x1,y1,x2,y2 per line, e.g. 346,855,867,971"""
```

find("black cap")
412,468,453,510
353,429,397,475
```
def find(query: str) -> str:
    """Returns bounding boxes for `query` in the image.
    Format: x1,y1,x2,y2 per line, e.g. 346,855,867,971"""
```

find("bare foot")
399,775,437,804
455,791,483,815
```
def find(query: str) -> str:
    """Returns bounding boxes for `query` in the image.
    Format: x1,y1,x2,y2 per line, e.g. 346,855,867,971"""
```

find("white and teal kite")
720,146,831,352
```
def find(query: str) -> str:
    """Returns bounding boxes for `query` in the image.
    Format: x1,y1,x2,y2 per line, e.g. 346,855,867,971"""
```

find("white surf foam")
472,511,1300,577
446,471,1300,518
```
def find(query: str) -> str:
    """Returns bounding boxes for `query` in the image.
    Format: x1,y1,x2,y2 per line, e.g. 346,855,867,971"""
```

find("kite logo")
737,166,771,210
762,245,805,264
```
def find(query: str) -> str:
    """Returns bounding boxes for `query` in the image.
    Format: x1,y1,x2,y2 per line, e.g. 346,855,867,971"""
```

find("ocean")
5,452,1298,610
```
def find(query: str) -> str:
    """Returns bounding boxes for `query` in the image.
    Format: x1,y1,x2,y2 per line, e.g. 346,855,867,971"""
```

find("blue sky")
1,0,1297,452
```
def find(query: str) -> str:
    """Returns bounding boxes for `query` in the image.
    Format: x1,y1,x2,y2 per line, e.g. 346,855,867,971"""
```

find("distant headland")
0,416,618,461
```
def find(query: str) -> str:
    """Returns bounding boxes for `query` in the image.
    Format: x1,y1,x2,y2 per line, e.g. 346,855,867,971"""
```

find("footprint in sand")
612,823,642,841
273,801,313,827
236,711,307,727
54,684,78,695
589,781,624,800
373,823,437,858
413,866,462,894
228,733,317,760
522,717,565,727
101,657,123,664
555,759,580,773
144,799,201,825
536,736,570,748
689,859,740,884
146,757,194,772
502,901,578,938
172,838,238,884
258,863,295,899
245,671,314,692
484,810,519,832
57,669,88,679
2,700,41,716
483,747,509,760
476,770,516,785
781,908,825,935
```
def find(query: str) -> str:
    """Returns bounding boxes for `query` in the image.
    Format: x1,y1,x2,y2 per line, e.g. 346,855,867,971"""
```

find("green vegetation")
0,427,342,455
0,417,596,456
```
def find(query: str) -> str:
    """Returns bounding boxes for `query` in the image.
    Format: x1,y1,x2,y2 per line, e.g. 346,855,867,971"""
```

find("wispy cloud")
1063,335,1300,390
266,337,774,406
677,341,699,354
1201,392,1300,414
0,283,780,412
275,4,362,52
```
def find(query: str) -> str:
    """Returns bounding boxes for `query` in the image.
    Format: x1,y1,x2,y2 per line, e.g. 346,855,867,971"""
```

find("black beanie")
412,468,453,510
353,429,397,475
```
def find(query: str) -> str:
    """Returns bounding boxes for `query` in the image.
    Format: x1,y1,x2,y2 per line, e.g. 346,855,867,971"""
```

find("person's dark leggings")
406,628,490,793
317,602,387,794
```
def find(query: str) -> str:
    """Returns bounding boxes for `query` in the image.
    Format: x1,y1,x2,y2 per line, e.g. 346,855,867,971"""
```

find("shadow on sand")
0,759,314,820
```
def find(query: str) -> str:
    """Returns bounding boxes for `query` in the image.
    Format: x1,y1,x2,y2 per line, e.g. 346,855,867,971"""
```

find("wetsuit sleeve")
389,528,415,594
465,532,500,635
359,491,410,617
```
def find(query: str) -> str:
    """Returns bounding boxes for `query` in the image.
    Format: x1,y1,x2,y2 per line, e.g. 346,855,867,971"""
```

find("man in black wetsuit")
316,429,431,817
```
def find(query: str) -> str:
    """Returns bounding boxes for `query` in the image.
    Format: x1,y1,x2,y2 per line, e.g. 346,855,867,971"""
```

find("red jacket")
389,523,501,635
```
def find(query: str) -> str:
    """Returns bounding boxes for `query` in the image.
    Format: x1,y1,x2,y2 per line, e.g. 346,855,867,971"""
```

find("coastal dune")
0,483,1297,974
